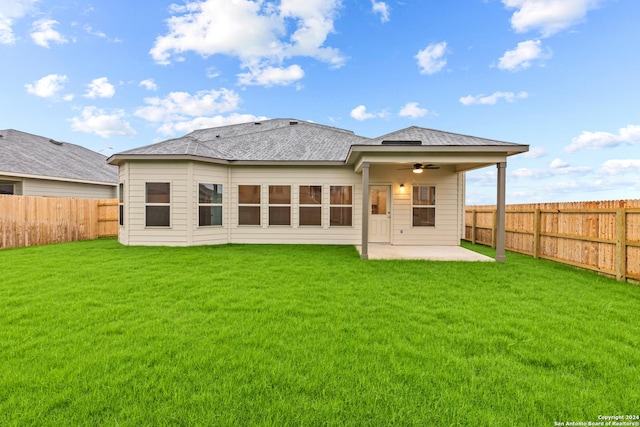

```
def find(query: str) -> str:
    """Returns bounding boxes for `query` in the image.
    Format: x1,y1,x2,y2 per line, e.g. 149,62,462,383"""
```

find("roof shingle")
0,129,117,183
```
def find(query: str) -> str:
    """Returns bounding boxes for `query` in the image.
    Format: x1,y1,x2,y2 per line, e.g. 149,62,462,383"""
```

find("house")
0,129,117,198
107,119,528,261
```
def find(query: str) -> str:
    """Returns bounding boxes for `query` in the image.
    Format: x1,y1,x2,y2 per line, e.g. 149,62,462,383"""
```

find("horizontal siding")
370,165,460,246
228,166,361,245
119,161,463,247
20,177,116,199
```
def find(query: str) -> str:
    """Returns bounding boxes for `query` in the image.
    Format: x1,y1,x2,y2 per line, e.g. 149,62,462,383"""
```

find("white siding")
121,162,362,246
369,165,460,246
229,166,361,245
123,161,190,246
16,176,115,198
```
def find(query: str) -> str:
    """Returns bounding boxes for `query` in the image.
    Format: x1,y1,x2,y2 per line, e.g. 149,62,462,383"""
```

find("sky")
1,0,639,205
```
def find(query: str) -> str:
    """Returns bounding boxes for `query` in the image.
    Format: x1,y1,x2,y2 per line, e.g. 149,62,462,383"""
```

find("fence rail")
0,195,118,249
465,200,640,282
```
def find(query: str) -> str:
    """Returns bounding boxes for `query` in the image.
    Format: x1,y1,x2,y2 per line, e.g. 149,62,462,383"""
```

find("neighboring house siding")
369,165,460,246
19,177,115,198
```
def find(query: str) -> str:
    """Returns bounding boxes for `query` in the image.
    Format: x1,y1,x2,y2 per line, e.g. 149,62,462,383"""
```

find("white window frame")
145,182,171,228
198,183,223,227
298,185,323,227
412,185,436,227
238,184,261,226
268,185,292,226
329,185,353,227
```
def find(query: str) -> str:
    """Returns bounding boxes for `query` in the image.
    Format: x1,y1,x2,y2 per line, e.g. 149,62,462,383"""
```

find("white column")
496,162,507,262
361,162,370,260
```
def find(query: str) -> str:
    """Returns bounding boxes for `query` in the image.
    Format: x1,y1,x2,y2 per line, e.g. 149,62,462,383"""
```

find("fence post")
471,210,477,244
533,209,541,259
491,209,497,249
616,208,627,282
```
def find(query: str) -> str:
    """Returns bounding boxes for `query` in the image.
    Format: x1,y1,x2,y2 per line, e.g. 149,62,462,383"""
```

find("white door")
369,186,391,243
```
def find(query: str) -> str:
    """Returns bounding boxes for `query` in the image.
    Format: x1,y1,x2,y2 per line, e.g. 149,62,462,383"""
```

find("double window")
269,185,291,226
238,185,261,225
146,182,170,227
199,184,223,226
412,185,436,227
299,185,322,226
330,185,352,226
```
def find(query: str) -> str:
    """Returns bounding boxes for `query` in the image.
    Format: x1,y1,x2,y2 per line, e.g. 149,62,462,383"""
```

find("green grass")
1,239,639,426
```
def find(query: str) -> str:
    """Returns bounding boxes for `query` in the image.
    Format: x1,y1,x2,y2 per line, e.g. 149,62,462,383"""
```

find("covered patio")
356,244,494,261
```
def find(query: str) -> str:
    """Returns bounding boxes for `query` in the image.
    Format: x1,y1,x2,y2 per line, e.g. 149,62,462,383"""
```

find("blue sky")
1,0,639,204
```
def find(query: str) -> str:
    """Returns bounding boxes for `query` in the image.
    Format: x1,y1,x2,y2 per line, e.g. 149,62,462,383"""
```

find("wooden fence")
0,195,118,249
465,200,640,282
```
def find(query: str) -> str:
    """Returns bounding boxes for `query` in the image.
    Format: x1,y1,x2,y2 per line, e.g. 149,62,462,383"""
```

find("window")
238,185,261,225
199,184,223,226
269,185,291,226
0,183,14,195
299,185,322,226
412,185,436,227
118,183,124,226
145,182,170,227
330,185,352,226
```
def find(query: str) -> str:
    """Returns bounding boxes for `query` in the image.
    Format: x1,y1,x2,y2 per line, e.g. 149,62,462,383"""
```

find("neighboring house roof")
109,118,528,165
0,129,117,184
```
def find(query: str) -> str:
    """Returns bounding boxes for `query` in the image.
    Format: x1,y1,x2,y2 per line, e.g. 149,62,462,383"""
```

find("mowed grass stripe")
1,239,639,425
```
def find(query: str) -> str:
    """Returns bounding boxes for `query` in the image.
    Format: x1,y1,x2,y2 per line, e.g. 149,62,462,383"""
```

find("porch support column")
495,161,507,262
361,161,370,260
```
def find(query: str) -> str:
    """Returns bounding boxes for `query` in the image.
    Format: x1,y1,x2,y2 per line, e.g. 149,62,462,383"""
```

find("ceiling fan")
398,163,440,174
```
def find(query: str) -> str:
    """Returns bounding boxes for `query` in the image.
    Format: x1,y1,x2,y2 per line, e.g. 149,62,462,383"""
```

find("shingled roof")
0,129,117,184
110,118,526,164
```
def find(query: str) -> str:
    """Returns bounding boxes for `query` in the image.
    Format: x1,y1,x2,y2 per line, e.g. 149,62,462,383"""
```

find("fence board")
465,200,640,283
0,195,118,249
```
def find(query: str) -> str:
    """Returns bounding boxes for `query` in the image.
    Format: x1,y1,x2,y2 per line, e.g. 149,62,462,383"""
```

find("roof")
0,129,118,184
369,126,523,147
109,118,528,164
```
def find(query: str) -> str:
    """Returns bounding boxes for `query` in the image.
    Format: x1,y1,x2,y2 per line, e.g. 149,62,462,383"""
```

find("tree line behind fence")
465,199,640,283
0,195,118,249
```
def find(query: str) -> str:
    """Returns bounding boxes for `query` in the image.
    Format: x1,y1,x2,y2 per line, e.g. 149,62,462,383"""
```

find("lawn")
1,239,639,426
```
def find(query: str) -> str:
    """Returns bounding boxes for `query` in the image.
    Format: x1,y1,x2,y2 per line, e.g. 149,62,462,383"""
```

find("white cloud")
158,113,269,135
135,88,248,134
502,0,602,37
549,158,569,169
600,159,640,175
511,159,591,178
139,79,158,91
350,105,386,121
398,102,428,118
415,41,447,75
237,64,304,87
149,0,345,85
0,0,37,44
371,0,390,23
459,91,529,106
565,124,640,153
30,19,68,47
498,39,551,71
25,74,68,98
69,107,136,138
521,146,547,158
84,77,115,98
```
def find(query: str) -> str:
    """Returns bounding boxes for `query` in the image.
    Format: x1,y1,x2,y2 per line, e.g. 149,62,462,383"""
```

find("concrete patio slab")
356,244,494,262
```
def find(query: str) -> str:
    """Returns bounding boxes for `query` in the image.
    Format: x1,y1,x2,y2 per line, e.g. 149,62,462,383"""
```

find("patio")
357,244,494,261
